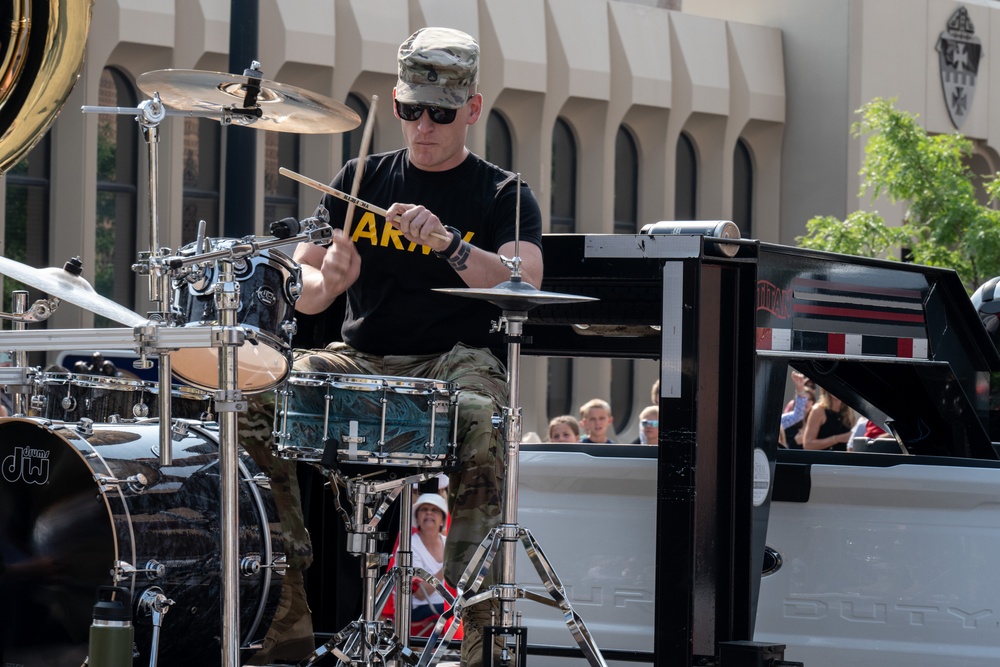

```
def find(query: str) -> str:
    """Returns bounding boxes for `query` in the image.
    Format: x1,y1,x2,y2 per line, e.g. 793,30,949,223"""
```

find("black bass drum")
0,418,284,666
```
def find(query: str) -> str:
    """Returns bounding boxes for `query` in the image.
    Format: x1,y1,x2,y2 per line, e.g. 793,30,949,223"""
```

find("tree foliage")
796,98,1000,292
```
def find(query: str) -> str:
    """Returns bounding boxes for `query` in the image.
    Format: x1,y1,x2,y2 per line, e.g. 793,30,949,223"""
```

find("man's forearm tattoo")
447,240,471,272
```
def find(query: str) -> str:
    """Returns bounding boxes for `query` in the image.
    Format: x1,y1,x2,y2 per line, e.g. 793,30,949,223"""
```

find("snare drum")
32,372,213,422
274,372,458,469
171,239,302,393
0,418,282,664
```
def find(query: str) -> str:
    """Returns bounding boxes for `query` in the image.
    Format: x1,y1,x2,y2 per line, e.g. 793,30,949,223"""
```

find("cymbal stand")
83,96,177,462
418,277,608,667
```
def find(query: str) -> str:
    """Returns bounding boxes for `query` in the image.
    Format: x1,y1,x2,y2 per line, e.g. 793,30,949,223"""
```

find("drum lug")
113,558,165,581
95,472,149,496
75,418,94,437
249,472,271,490
171,420,191,439
29,394,47,412
281,319,298,338
241,554,262,576
249,553,288,576
241,553,289,577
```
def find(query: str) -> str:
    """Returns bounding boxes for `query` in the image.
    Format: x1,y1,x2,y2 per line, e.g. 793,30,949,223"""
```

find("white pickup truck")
511,233,1000,666
514,442,1000,666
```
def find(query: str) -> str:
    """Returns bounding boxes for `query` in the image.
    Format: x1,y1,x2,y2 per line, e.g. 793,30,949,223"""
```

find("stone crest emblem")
937,6,982,129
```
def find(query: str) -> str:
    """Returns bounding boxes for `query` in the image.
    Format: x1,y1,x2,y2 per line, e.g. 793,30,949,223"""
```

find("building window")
965,152,994,208
733,138,753,236
486,110,513,171
342,93,372,165
181,117,221,244
96,68,138,325
265,131,300,222
611,358,635,432
614,125,639,233
4,133,50,340
675,131,697,220
551,117,577,233
547,357,574,423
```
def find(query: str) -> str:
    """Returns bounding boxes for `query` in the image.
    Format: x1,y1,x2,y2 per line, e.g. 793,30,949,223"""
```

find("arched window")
551,117,576,233
733,138,753,236
611,359,635,431
546,357,574,422
965,153,994,208
265,131,300,222
342,93,372,165
612,125,639,426
486,110,513,171
675,132,697,220
96,68,138,324
4,133,50,343
549,118,578,427
614,125,639,233
182,116,221,243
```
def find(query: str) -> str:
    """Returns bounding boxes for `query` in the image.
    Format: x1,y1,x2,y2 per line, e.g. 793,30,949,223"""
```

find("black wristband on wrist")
432,226,463,258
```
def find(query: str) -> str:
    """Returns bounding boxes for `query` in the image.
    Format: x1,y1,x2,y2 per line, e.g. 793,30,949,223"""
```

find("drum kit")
0,62,606,667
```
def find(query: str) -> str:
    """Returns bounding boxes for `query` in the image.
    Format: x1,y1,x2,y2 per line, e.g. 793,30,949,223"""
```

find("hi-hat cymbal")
0,256,147,326
434,280,598,311
136,69,362,134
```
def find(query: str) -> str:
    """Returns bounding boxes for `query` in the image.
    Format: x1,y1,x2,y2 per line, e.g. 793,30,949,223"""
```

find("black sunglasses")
394,99,461,125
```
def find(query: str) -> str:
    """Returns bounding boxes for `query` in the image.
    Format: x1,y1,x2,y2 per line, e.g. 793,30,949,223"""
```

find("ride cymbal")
0,256,147,326
136,68,362,134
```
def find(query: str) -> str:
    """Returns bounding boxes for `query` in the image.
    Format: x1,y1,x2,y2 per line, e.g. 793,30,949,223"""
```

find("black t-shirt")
317,149,543,356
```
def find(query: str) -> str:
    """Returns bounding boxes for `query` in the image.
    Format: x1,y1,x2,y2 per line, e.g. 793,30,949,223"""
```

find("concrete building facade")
1,0,997,438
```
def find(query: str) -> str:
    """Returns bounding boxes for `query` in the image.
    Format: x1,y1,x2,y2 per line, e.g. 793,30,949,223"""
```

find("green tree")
797,97,1000,292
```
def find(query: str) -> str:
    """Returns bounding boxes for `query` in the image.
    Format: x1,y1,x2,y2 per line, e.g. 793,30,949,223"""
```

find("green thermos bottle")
88,585,134,667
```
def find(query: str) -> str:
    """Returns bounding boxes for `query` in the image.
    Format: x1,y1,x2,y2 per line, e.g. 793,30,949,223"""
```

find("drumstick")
343,94,378,239
279,166,449,242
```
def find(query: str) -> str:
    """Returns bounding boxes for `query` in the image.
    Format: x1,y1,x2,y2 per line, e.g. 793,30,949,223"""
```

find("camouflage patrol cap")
396,27,479,109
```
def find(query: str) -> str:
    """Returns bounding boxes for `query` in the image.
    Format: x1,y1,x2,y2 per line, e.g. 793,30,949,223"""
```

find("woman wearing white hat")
411,493,449,621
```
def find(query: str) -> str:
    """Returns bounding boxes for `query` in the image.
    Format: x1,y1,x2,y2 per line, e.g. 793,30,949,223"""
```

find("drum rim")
285,371,455,392
37,372,155,390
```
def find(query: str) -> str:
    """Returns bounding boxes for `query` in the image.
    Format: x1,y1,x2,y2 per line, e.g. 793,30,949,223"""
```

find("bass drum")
0,418,284,666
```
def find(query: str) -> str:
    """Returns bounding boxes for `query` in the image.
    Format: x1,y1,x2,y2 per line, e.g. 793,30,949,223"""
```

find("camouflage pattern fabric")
240,392,315,660
395,27,479,109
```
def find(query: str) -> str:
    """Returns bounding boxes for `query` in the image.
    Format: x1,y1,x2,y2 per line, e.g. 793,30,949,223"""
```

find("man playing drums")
241,26,543,667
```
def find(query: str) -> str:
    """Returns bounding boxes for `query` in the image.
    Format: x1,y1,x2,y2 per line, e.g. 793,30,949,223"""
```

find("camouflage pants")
240,341,507,588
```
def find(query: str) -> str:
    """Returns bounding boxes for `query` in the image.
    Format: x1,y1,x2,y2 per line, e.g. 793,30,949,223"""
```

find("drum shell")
170,241,301,393
275,373,457,469
31,373,213,422
0,417,283,665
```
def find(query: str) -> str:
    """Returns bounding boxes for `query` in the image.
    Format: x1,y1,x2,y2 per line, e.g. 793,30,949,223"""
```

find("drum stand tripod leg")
298,472,427,667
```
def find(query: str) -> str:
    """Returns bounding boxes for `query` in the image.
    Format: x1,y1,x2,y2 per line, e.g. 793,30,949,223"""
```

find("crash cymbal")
136,69,362,134
434,279,598,311
0,256,147,326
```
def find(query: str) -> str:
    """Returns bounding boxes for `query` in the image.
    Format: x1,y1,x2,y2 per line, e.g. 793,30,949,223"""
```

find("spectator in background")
579,398,615,444
802,387,855,451
781,387,815,448
634,405,658,445
780,371,814,448
547,415,581,443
